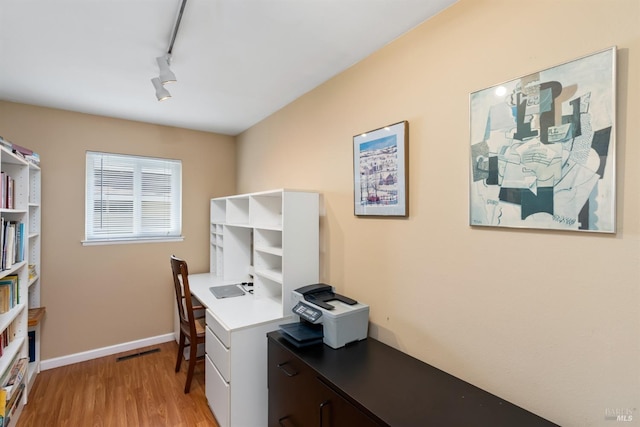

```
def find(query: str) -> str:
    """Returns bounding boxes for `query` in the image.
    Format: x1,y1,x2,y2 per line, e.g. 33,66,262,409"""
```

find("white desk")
189,273,285,330
189,273,291,427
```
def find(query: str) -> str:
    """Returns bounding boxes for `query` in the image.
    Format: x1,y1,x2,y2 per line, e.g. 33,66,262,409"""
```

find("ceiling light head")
156,55,176,84
152,77,171,101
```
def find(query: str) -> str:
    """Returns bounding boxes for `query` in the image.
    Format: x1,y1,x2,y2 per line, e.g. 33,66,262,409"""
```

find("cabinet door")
268,341,322,427
206,355,230,427
317,379,380,427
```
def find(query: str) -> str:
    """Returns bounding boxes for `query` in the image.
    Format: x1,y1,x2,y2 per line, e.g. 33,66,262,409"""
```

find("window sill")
81,236,185,246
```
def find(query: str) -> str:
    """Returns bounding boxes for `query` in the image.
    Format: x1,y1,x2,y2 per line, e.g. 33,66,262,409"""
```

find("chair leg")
175,332,185,373
184,339,198,393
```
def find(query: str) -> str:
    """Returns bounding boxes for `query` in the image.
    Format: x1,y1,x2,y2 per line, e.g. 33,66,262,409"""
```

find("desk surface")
268,331,559,427
189,273,286,331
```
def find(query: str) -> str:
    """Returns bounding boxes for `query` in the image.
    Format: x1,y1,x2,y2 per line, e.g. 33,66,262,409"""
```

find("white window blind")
85,151,182,243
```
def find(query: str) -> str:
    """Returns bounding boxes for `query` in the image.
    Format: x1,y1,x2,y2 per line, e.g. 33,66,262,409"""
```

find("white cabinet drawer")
206,309,231,348
206,326,231,382
206,355,230,427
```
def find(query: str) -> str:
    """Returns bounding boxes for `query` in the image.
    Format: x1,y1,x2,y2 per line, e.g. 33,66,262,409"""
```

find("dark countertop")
268,331,559,427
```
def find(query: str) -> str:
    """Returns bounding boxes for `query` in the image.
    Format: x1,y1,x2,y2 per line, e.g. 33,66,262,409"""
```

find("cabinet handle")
278,415,297,427
277,362,298,377
319,400,331,427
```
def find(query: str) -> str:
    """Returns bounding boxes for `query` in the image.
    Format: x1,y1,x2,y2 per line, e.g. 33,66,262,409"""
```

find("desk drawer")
206,355,230,427
206,309,231,348
206,326,231,382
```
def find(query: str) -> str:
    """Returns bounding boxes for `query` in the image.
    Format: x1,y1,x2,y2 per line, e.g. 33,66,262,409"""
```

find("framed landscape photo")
469,47,616,233
353,121,408,217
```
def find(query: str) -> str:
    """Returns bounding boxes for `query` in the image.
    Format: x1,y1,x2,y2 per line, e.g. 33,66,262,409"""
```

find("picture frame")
469,47,616,233
353,120,408,217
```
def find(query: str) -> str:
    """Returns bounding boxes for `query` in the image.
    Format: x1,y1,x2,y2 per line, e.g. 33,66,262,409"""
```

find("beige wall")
0,101,236,360
237,1,640,426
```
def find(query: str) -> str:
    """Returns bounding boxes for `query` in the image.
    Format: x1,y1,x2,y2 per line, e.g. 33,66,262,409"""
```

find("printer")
282,283,369,349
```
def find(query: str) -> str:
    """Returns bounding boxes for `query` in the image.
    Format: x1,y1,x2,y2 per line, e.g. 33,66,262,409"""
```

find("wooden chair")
170,255,206,393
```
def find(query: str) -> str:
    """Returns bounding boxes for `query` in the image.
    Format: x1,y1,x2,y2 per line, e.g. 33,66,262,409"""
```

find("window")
84,151,182,244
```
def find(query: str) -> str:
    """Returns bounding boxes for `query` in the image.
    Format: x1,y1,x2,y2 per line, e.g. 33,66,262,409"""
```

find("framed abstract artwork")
469,47,616,232
353,121,408,217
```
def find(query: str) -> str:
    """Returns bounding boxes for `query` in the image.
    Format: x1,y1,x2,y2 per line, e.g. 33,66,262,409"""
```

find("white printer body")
291,284,369,349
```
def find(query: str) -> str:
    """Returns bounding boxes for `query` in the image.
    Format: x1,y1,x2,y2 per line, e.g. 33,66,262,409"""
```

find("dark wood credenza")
267,331,559,427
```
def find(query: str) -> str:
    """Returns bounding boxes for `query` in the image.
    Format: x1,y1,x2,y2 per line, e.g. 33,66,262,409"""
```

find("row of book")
0,173,15,211
0,320,19,424
0,356,27,427
0,323,17,359
0,136,39,166
0,276,19,315
0,220,24,272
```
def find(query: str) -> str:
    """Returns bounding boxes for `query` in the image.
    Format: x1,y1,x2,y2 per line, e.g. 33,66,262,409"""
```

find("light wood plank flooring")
16,341,218,427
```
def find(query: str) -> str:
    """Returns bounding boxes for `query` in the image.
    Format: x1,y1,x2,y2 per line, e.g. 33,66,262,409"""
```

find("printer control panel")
293,301,323,323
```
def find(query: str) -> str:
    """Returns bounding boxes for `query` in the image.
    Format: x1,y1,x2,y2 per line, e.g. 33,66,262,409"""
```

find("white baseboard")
40,333,176,371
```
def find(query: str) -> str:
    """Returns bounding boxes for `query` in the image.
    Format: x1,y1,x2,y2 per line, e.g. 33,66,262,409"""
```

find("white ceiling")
0,0,457,136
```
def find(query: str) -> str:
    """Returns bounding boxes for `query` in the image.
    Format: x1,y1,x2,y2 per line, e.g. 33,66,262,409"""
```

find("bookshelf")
27,162,42,395
0,145,41,426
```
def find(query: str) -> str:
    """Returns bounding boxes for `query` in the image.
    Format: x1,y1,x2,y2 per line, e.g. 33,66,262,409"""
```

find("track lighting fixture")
151,0,187,101
152,77,171,101
156,55,176,85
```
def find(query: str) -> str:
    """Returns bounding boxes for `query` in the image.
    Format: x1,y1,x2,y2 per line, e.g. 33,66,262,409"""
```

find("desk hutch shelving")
188,189,319,427
209,189,319,312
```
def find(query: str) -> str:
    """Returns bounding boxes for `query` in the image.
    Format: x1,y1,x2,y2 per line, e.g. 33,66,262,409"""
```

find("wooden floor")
16,341,219,427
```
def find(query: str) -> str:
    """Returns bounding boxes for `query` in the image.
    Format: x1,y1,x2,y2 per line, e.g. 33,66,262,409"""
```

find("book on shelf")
0,321,17,354
28,331,35,363
2,223,14,271
0,356,27,427
9,143,32,157
0,354,18,390
4,177,13,211
28,264,37,281
0,275,18,314
0,137,11,151
12,225,18,268
1,357,27,403
0,390,5,426
0,221,24,271
14,223,24,264
0,137,38,166
0,173,16,209
0,219,4,269
0,382,25,427
25,153,40,166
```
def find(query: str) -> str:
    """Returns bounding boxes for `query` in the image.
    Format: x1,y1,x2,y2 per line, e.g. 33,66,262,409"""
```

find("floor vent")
116,348,160,362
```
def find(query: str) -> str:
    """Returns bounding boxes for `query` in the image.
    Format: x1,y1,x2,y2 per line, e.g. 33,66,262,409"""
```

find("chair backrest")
170,255,198,338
